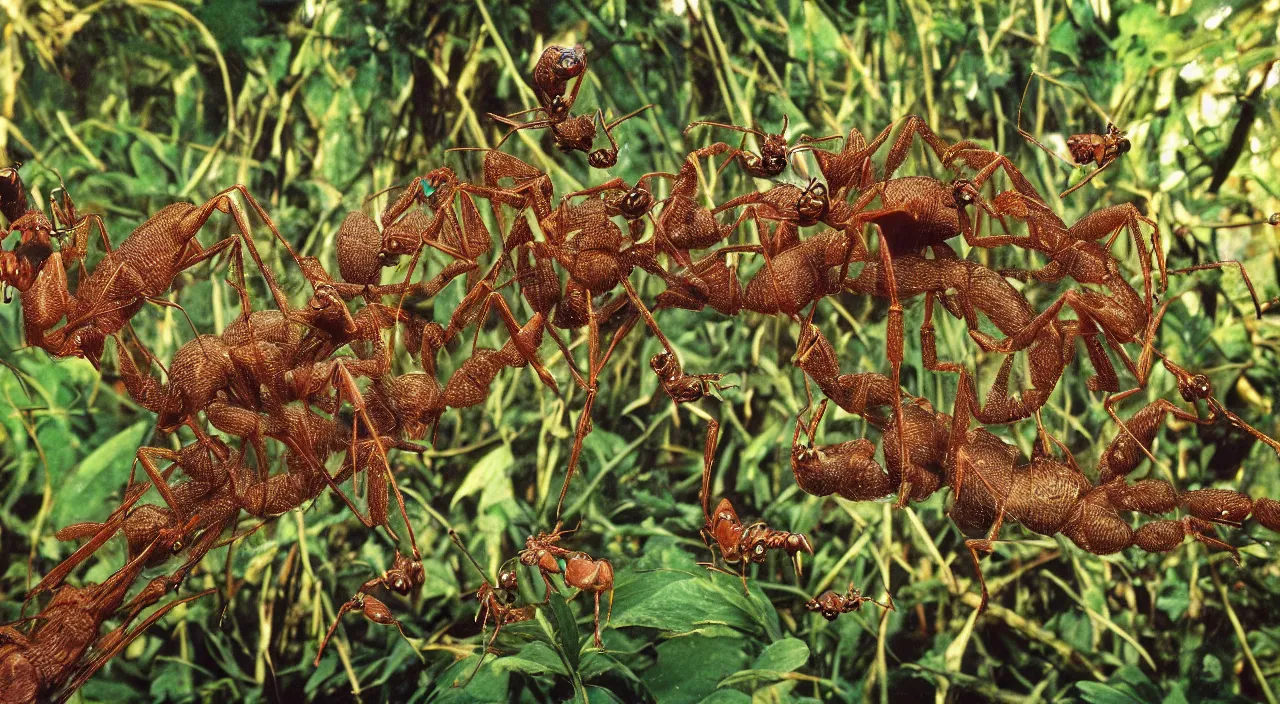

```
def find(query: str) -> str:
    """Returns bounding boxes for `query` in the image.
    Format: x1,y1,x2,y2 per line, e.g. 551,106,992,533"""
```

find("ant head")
424,167,457,196
0,163,28,223
1268,213,1280,227
650,351,674,374
1177,373,1213,403
786,533,814,555
617,187,654,220
795,179,829,223
388,573,410,594
62,326,106,369
554,45,586,76
951,179,978,207
791,443,818,470
588,149,617,170
498,569,519,591
758,146,788,176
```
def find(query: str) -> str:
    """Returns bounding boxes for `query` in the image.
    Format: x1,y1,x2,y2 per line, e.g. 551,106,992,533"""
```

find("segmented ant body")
449,530,536,685
699,419,813,593
806,583,895,621
314,550,425,665
518,524,614,647
684,115,841,179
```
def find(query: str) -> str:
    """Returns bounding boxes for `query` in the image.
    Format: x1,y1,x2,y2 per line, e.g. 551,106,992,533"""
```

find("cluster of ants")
3,42,1280,700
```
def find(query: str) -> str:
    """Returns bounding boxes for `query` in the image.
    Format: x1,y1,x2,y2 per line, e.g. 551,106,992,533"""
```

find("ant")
448,529,535,686
806,582,895,621
699,418,813,594
683,115,841,179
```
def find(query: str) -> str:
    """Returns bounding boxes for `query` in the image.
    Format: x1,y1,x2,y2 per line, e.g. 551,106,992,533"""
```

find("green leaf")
53,420,150,528
547,590,582,673
751,638,809,673
451,443,513,508
1077,682,1148,704
583,686,626,704
608,569,758,635
643,634,750,704
491,641,568,677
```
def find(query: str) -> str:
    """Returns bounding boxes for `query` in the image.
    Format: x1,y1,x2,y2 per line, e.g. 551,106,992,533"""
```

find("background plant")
1,1,1278,702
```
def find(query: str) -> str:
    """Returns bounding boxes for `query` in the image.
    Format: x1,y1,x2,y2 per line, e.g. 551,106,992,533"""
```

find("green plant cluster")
1,1,1278,702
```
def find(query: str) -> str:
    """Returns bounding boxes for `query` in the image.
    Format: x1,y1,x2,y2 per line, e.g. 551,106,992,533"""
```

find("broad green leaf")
548,590,582,673
751,638,809,673
53,420,150,528
451,443,513,508
609,569,758,634
643,634,750,704
492,641,568,677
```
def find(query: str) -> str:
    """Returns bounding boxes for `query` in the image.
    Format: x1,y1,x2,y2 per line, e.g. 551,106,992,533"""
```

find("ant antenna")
449,529,490,583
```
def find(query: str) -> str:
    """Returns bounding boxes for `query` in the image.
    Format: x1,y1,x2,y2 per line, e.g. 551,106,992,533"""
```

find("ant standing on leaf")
699,418,814,594
518,522,615,648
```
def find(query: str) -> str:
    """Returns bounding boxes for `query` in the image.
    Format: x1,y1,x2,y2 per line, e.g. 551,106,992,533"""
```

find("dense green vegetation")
1,1,1278,702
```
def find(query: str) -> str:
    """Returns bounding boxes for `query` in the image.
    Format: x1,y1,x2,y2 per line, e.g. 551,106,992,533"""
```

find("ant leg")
131,447,187,520
964,488,1010,612
700,418,721,523
970,289,1084,354
62,589,216,696
920,293,963,373
1063,317,1121,393
463,289,560,395
1169,260,1263,319
592,592,603,648
183,189,294,314
1059,158,1117,199
882,115,952,179
314,596,362,665
948,148,1044,200
556,383,598,522
618,277,676,356
870,225,910,508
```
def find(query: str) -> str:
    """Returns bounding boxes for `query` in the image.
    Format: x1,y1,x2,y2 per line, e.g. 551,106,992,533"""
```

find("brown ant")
806,582,895,621
683,115,841,179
